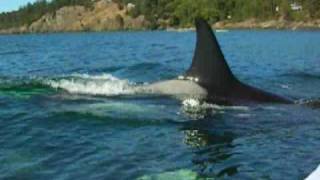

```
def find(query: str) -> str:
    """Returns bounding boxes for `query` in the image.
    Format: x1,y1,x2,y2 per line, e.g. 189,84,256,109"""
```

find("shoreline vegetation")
1,0,320,34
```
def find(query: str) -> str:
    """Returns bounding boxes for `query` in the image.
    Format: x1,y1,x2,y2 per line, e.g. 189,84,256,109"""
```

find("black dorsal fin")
186,18,237,95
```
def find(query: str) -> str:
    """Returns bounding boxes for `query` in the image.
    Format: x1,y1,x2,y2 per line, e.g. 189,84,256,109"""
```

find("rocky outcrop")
0,0,147,34
213,18,320,30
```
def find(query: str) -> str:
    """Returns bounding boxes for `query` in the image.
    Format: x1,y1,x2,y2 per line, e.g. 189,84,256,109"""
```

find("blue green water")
1,30,320,180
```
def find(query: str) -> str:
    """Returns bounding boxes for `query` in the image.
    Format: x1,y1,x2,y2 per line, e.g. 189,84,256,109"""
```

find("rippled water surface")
1,30,320,180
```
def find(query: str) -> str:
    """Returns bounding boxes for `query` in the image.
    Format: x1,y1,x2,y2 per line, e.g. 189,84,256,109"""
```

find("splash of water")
181,98,250,119
46,73,138,96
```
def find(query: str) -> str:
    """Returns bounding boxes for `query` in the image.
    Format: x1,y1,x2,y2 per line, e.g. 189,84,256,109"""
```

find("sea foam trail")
181,98,250,119
45,73,253,119
182,98,250,111
46,74,251,111
47,73,139,96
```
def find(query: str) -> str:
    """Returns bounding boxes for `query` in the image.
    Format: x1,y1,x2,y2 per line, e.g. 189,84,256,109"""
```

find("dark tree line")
1,0,320,30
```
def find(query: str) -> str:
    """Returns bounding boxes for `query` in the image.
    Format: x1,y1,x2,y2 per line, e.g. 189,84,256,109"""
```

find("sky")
0,0,37,13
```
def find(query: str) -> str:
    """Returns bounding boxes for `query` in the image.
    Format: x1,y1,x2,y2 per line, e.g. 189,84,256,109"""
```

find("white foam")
181,98,213,119
69,73,119,80
47,73,137,96
181,98,250,119
182,98,249,110
182,98,201,107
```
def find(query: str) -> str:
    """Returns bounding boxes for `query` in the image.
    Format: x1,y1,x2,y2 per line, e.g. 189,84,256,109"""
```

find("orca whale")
145,18,293,105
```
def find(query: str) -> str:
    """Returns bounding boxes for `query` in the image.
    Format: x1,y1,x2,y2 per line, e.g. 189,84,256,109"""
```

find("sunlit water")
1,30,320,180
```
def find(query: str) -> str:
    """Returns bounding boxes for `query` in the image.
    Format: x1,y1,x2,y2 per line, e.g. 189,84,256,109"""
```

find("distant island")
0,0,320,34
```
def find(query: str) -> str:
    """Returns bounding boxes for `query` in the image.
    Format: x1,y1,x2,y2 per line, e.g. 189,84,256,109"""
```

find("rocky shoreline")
0,1,148,34
213,18,320,30
1,1,320,34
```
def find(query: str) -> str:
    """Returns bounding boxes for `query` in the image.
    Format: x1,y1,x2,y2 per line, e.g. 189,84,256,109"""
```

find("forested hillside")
119,0,320,27
0,0,320,31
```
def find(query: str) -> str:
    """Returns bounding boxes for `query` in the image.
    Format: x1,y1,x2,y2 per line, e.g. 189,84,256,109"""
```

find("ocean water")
0,30,320,180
